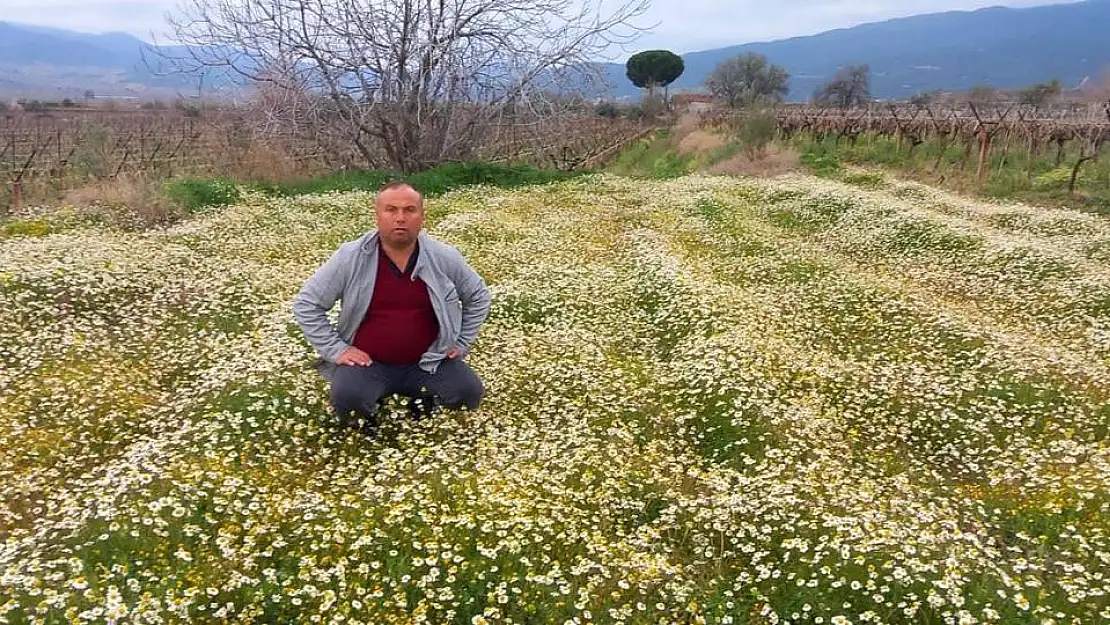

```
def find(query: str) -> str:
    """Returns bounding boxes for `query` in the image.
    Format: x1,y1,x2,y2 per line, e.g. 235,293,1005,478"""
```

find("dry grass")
707,144,802,178
63,175,187,229
678,130,727,158
673,112,705,141
3,139,318,227
222,139,321,184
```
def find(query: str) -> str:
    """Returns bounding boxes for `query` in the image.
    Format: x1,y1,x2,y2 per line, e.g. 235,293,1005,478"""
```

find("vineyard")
0,108,647,212
0,111,308,212
702,102,1110,187
9,100,1110,214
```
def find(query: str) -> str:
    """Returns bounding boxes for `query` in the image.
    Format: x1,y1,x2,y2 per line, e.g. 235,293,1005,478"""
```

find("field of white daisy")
1,171,1108,624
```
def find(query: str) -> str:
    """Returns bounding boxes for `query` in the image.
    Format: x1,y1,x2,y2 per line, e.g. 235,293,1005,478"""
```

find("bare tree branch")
157,0,650,171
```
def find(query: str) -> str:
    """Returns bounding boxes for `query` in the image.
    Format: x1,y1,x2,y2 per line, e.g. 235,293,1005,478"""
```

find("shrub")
257,162,578,198
0,219,53,238
595,102,621,119
159,162,580,214
841,170,886,189
164,178,242,212
800,146,841,177
411,161,578,194
732,109,778,159
1033,167,1073,190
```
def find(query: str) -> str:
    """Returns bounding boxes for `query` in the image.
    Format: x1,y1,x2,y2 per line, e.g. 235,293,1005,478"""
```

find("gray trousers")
329,358,484,424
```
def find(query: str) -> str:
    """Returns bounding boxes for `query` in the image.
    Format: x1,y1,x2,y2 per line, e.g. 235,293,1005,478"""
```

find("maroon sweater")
352,245,440,365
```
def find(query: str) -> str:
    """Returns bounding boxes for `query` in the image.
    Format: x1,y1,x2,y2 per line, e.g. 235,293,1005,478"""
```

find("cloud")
0,0,177,41
0,0,1083,52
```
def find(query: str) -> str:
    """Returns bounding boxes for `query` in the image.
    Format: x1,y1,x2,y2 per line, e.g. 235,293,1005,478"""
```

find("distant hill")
598,0,1110,101
0,21,230,100
3,1,1110,102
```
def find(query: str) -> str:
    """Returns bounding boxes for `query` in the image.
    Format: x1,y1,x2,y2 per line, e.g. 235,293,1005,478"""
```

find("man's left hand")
446,347,462,359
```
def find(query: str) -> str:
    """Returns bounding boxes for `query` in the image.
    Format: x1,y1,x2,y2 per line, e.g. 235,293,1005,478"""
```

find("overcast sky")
0,0,1082,56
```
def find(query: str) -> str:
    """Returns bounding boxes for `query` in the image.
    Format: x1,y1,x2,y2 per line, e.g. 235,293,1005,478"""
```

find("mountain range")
602,0,1110,100
2,0,1109,102
0,22,213,100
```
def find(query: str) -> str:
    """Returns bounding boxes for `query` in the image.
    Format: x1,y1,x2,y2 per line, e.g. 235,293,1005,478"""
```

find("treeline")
2,98,207,117
615,48,1108,112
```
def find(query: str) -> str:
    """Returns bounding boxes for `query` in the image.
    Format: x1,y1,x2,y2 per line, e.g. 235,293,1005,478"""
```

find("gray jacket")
292,230,492,380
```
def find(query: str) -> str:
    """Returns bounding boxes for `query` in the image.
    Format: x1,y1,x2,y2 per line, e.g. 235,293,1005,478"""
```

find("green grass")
704,141,746,166
791,133,1110,214
884,220,984,255
0,218,55,238
0,213,103,239
606,129,696,179
163,162,583,212
798,144,842,177
840,170,888,189
259,161,581,197
163,177,242,213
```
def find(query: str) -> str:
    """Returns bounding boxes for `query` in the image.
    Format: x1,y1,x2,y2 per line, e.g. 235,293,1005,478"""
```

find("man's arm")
292,248,353,363
450,250,491,355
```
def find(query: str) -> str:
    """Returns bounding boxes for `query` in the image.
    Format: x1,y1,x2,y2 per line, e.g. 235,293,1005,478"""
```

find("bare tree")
160,0,650,172
967,84,1000,108
705,52,789,109
813,65,870,110
1020,79,1062,110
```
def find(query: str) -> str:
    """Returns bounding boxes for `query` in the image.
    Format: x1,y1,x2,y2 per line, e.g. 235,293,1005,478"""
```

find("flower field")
1,172,1109,624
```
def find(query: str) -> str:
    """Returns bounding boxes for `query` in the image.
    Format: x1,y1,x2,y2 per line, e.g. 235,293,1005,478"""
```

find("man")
292,181,491,433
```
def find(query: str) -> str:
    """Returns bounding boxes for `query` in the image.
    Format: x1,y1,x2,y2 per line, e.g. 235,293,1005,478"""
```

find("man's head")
375,181,424,249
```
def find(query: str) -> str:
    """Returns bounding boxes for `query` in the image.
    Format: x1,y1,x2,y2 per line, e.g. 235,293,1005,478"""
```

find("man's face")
375,186,424,248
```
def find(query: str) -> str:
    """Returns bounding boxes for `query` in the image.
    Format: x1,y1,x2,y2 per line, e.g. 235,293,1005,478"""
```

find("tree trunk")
1069,154,1094,193
908,137,922,160
997,139,1010,172
1027,135,1040,181
932,135,948,173
8,181,20,213
958,139,974,171
1070,142,1102,194
976,127,992,182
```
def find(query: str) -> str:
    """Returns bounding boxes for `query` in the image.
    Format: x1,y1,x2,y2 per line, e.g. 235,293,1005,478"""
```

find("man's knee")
434,364,484,411
330,375,382,418
456,376,484,411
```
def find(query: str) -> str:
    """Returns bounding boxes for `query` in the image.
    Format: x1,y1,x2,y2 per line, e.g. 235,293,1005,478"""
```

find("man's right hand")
336,347,372,367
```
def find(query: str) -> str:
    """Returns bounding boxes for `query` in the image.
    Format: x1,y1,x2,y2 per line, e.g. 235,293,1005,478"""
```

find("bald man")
293,181,491,433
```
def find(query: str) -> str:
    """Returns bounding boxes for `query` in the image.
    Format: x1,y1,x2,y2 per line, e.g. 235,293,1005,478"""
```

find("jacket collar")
359,230,431,277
